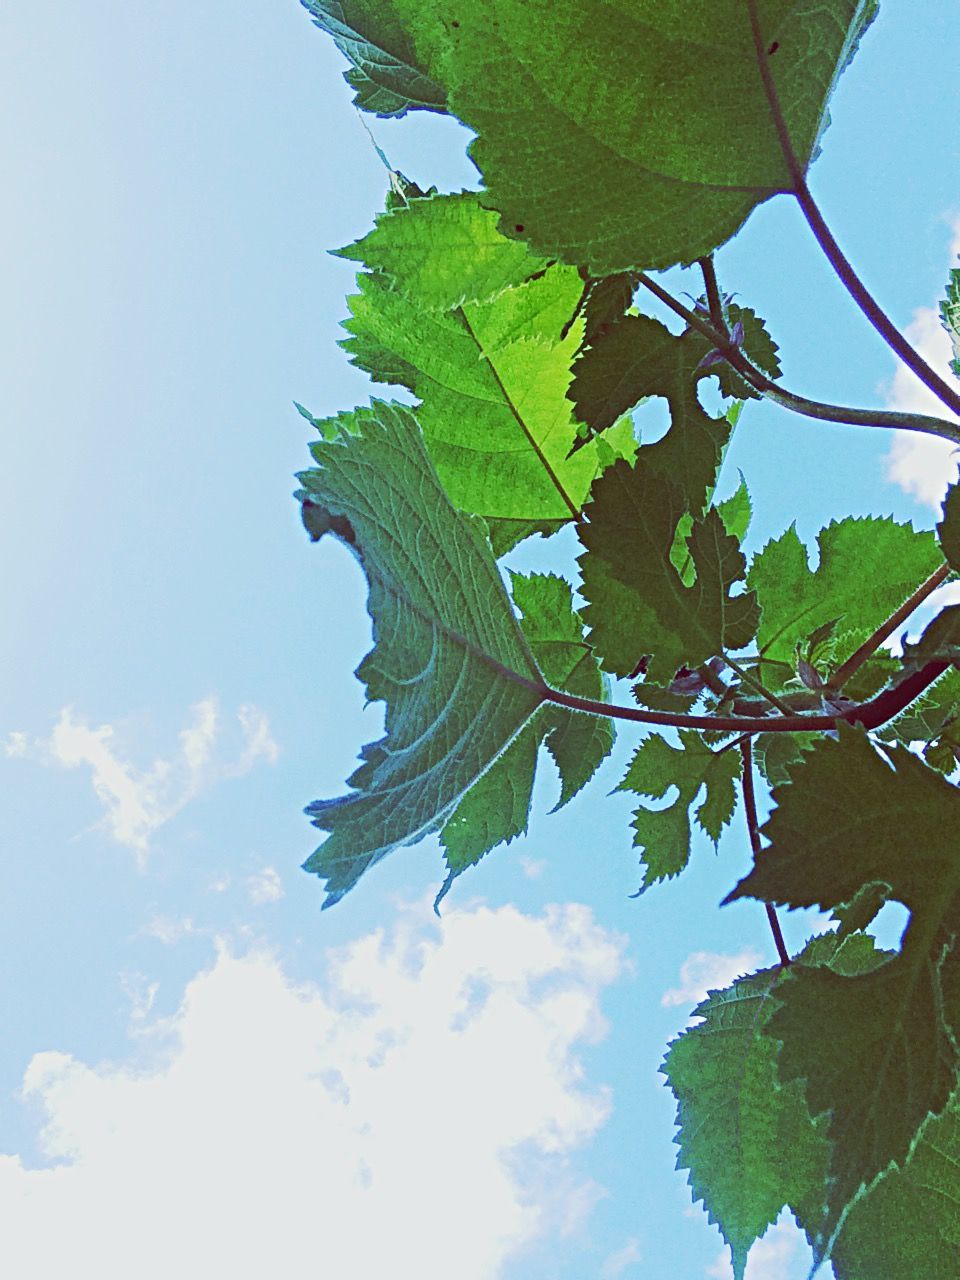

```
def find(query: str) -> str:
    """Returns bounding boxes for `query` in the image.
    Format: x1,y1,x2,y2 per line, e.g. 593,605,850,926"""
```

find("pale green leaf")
941,264,960,380
300,0,446,117
296,400,547,906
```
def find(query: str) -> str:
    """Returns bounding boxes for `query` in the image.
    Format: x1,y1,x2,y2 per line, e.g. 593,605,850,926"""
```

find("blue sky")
0,3,957,1277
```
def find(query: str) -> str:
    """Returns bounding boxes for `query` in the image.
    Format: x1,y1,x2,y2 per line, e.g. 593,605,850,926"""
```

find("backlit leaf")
296,401,548,906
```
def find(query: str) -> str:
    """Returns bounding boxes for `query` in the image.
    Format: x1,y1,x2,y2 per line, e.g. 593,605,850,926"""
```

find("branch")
744,0,960,421
540,659,949,734
636,272,960,445
828,563,952,690
740,738,791,967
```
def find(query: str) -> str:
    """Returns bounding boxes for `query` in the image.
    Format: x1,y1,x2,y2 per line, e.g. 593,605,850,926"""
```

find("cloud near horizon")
882,217,960,509
4,698,278,860
0,901,624,1280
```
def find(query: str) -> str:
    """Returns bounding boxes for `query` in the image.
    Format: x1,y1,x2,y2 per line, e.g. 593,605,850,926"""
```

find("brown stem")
740,739,791,967
540,659,948,735
744,0,960,420
828,563,953,691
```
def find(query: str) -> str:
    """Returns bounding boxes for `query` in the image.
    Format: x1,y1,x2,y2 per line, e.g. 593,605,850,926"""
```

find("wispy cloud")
662,949,763,1009
246,865,284,905
882,216,960,509
601,1237,643,1279
1,902,624,1280
5,698,278,861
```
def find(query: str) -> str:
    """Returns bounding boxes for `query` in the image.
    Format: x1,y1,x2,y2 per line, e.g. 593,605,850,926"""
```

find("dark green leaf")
664,932,889,1280
296,401,547,906
902,605,960,664
826,1092,960,1280
381,0,877,271
569,314,732,514
710,306,783,401
937,482,960,571
301,0,446,117
618,730,740,890
579,460,758,679
724,727,960,1259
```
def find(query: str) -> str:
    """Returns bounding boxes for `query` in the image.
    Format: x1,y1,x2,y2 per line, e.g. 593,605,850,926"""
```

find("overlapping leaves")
664,932,889,1280
339,191,636,527
312,0,878,271
725,727,960,1261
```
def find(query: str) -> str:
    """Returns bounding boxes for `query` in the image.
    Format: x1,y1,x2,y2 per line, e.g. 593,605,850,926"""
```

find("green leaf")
339,194,636,522
300,0,447,117
437,572,614,894
511,572,614,808
715,478,753,545
879,666,960,746
618,730,740,890
570,314,732,514
748,518,944,689
710,307,783,401
941,263,960,379
296,400,548,906
724,727,960,1259
753,731,805,786
337,192,550,310
579,459,759,680
826,1091,960,1280
379,0,877,271
664,932,889,1280
902,605,960,664
937,483,960,571
485,517,566,559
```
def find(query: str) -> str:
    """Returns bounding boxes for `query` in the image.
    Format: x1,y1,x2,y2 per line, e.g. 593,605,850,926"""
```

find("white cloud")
521,855,547,880
706,1213,808,1279
661,949,763,1009
601,1237,643,1279
4,730,28,758
882,217,960,509
8,698,278,861
0,901,624,1280
246,865,284,905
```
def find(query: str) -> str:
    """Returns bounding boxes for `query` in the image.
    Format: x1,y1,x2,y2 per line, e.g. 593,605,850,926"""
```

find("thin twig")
828,563,953,691
740,739,791,967
636,272,960,445
743,0,960,420
721,654,796,717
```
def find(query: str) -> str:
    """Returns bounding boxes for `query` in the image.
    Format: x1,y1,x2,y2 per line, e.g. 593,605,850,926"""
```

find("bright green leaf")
748,518,944,689
296,400,548,906
618,730,740,890
337,192,549,310
338,195,636,522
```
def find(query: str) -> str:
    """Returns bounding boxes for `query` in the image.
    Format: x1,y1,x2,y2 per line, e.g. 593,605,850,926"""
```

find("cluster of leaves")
296,2,960,1275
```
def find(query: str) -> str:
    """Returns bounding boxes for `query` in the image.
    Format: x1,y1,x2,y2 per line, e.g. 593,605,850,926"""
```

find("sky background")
0,3,958,1277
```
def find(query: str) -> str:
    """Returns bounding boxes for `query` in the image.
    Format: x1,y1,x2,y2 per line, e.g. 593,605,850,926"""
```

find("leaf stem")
744,0,960,420
828,562,952,691
721,654,796,717
636,272,960,445
740,738,791,967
